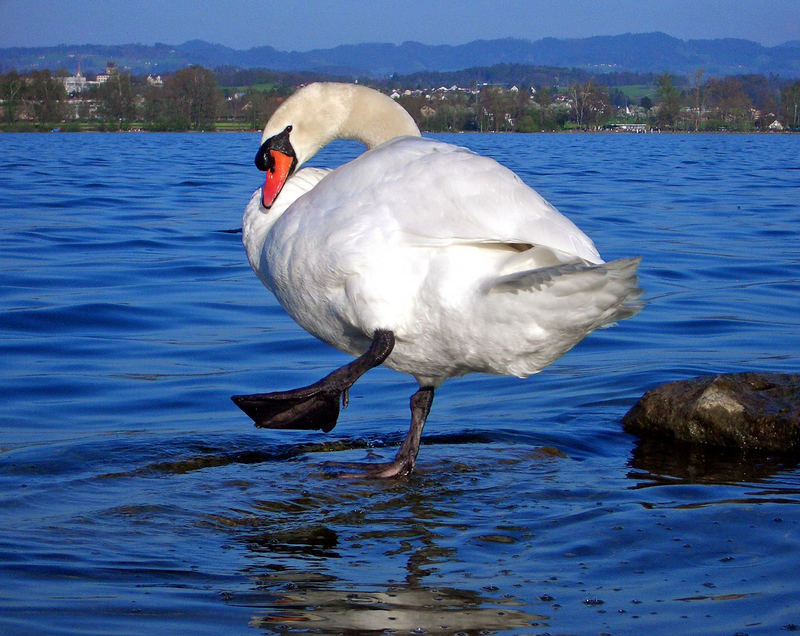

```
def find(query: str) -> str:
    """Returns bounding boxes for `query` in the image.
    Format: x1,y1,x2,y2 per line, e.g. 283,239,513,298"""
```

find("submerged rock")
623,373,800,452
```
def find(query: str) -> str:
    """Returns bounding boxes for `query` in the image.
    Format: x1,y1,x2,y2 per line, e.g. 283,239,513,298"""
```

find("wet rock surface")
623,372,800,452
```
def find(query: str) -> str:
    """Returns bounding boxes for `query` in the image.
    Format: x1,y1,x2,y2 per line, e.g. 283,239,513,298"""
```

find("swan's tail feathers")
595,257,644,325
488,256,644,329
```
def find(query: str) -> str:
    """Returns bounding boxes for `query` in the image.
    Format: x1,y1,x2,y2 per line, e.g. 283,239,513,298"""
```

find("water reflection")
627,435,799,486
200,440,553,634
246,525,340,561
244,571,545,634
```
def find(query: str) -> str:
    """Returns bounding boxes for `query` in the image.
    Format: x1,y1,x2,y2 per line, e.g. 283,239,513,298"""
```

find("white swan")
233,82,642,477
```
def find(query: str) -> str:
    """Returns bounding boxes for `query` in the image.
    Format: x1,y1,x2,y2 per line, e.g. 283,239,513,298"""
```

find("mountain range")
3,32,799,79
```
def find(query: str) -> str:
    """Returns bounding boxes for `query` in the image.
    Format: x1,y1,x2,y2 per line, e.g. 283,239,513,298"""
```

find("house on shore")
60,62,119,95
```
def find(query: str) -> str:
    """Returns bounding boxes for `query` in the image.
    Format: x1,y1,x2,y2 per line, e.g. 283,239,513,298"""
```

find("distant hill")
2,32,799,79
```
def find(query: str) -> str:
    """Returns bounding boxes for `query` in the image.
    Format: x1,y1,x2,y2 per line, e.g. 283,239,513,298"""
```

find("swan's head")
255,124,299,209
254,82,420,209
254,83,347,209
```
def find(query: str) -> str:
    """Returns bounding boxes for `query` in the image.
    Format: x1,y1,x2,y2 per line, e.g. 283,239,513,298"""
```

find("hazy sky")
1,0,798,50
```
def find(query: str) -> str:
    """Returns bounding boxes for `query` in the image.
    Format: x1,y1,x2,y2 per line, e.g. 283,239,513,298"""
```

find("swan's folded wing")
325,137,603,264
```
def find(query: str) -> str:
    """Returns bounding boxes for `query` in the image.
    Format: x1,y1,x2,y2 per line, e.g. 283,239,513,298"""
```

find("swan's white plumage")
243,83,641,388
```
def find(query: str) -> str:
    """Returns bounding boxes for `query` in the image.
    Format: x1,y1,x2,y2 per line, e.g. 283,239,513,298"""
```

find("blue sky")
1,0,798,50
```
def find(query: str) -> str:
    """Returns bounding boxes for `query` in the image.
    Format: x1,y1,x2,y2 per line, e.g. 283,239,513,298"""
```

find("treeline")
1,64,798,133
1,66,239,131
0,65,341,132
390,71,800,132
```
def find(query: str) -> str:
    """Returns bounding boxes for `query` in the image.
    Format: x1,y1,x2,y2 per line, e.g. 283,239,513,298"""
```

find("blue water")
1,131,799,635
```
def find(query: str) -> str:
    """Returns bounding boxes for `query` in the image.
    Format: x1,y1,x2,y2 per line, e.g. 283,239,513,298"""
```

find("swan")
232,82,642,477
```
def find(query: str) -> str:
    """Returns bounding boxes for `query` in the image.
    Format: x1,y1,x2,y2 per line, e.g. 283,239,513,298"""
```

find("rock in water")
623,372,800,452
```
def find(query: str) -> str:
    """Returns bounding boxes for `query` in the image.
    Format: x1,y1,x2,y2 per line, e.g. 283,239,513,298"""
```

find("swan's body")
234,83,641,476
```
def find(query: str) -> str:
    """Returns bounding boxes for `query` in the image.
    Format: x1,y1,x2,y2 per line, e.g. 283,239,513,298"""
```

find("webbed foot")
232,330,395,433
231,385,343,432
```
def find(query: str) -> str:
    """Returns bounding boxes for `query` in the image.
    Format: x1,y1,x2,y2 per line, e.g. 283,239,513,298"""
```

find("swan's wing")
311,136,602,264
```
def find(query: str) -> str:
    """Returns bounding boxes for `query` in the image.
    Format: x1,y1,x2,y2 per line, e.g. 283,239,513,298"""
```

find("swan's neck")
337,85,421,151
246,83,421,276
242,167,331,274
261,83,421,167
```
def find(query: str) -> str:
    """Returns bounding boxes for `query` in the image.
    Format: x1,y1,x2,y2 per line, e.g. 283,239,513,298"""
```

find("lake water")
1,131,799,635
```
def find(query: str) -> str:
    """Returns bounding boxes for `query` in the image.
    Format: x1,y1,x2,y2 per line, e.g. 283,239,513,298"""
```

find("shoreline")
1,126,796,135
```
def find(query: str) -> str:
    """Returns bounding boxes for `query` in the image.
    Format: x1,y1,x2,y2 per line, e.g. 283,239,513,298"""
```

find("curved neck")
337,84,421,151
261,83,421,167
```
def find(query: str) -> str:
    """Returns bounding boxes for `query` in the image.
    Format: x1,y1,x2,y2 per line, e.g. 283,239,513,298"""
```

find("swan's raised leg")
232,330,395,433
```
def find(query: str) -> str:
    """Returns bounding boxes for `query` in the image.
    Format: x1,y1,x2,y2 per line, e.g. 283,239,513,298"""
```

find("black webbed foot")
232,330,395,433
231,386,342,432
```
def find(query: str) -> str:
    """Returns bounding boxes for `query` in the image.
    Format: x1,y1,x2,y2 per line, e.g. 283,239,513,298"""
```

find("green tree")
780,81,800,129
97,70,136,124
533,86,551,107
655,72,682,129
570,81,611,129
692,68,705,131
478,87,520,132
243,89,279,130
517,102,544,132
706,77,752,130
141,83,166,127
0,71,25,123
28,70,66,124
163,66,221,130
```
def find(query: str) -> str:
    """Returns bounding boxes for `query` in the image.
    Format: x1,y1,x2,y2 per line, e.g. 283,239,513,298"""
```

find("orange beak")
261,149,295,209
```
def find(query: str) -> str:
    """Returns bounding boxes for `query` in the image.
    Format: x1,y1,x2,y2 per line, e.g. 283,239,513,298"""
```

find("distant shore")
2,124,796,135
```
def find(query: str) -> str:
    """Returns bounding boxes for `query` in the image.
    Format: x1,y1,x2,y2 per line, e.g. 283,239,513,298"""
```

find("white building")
61,61,88,94
61,61,121,94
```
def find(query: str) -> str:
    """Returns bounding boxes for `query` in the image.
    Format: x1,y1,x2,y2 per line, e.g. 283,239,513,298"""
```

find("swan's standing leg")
360,386,435,478
333,386,434,478
232,330,395,433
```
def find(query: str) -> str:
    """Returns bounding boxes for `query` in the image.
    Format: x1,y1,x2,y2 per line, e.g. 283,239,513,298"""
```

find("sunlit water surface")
2,132,799,635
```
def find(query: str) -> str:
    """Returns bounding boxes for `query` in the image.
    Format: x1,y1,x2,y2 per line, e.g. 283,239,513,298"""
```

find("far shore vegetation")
1,63,799,134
